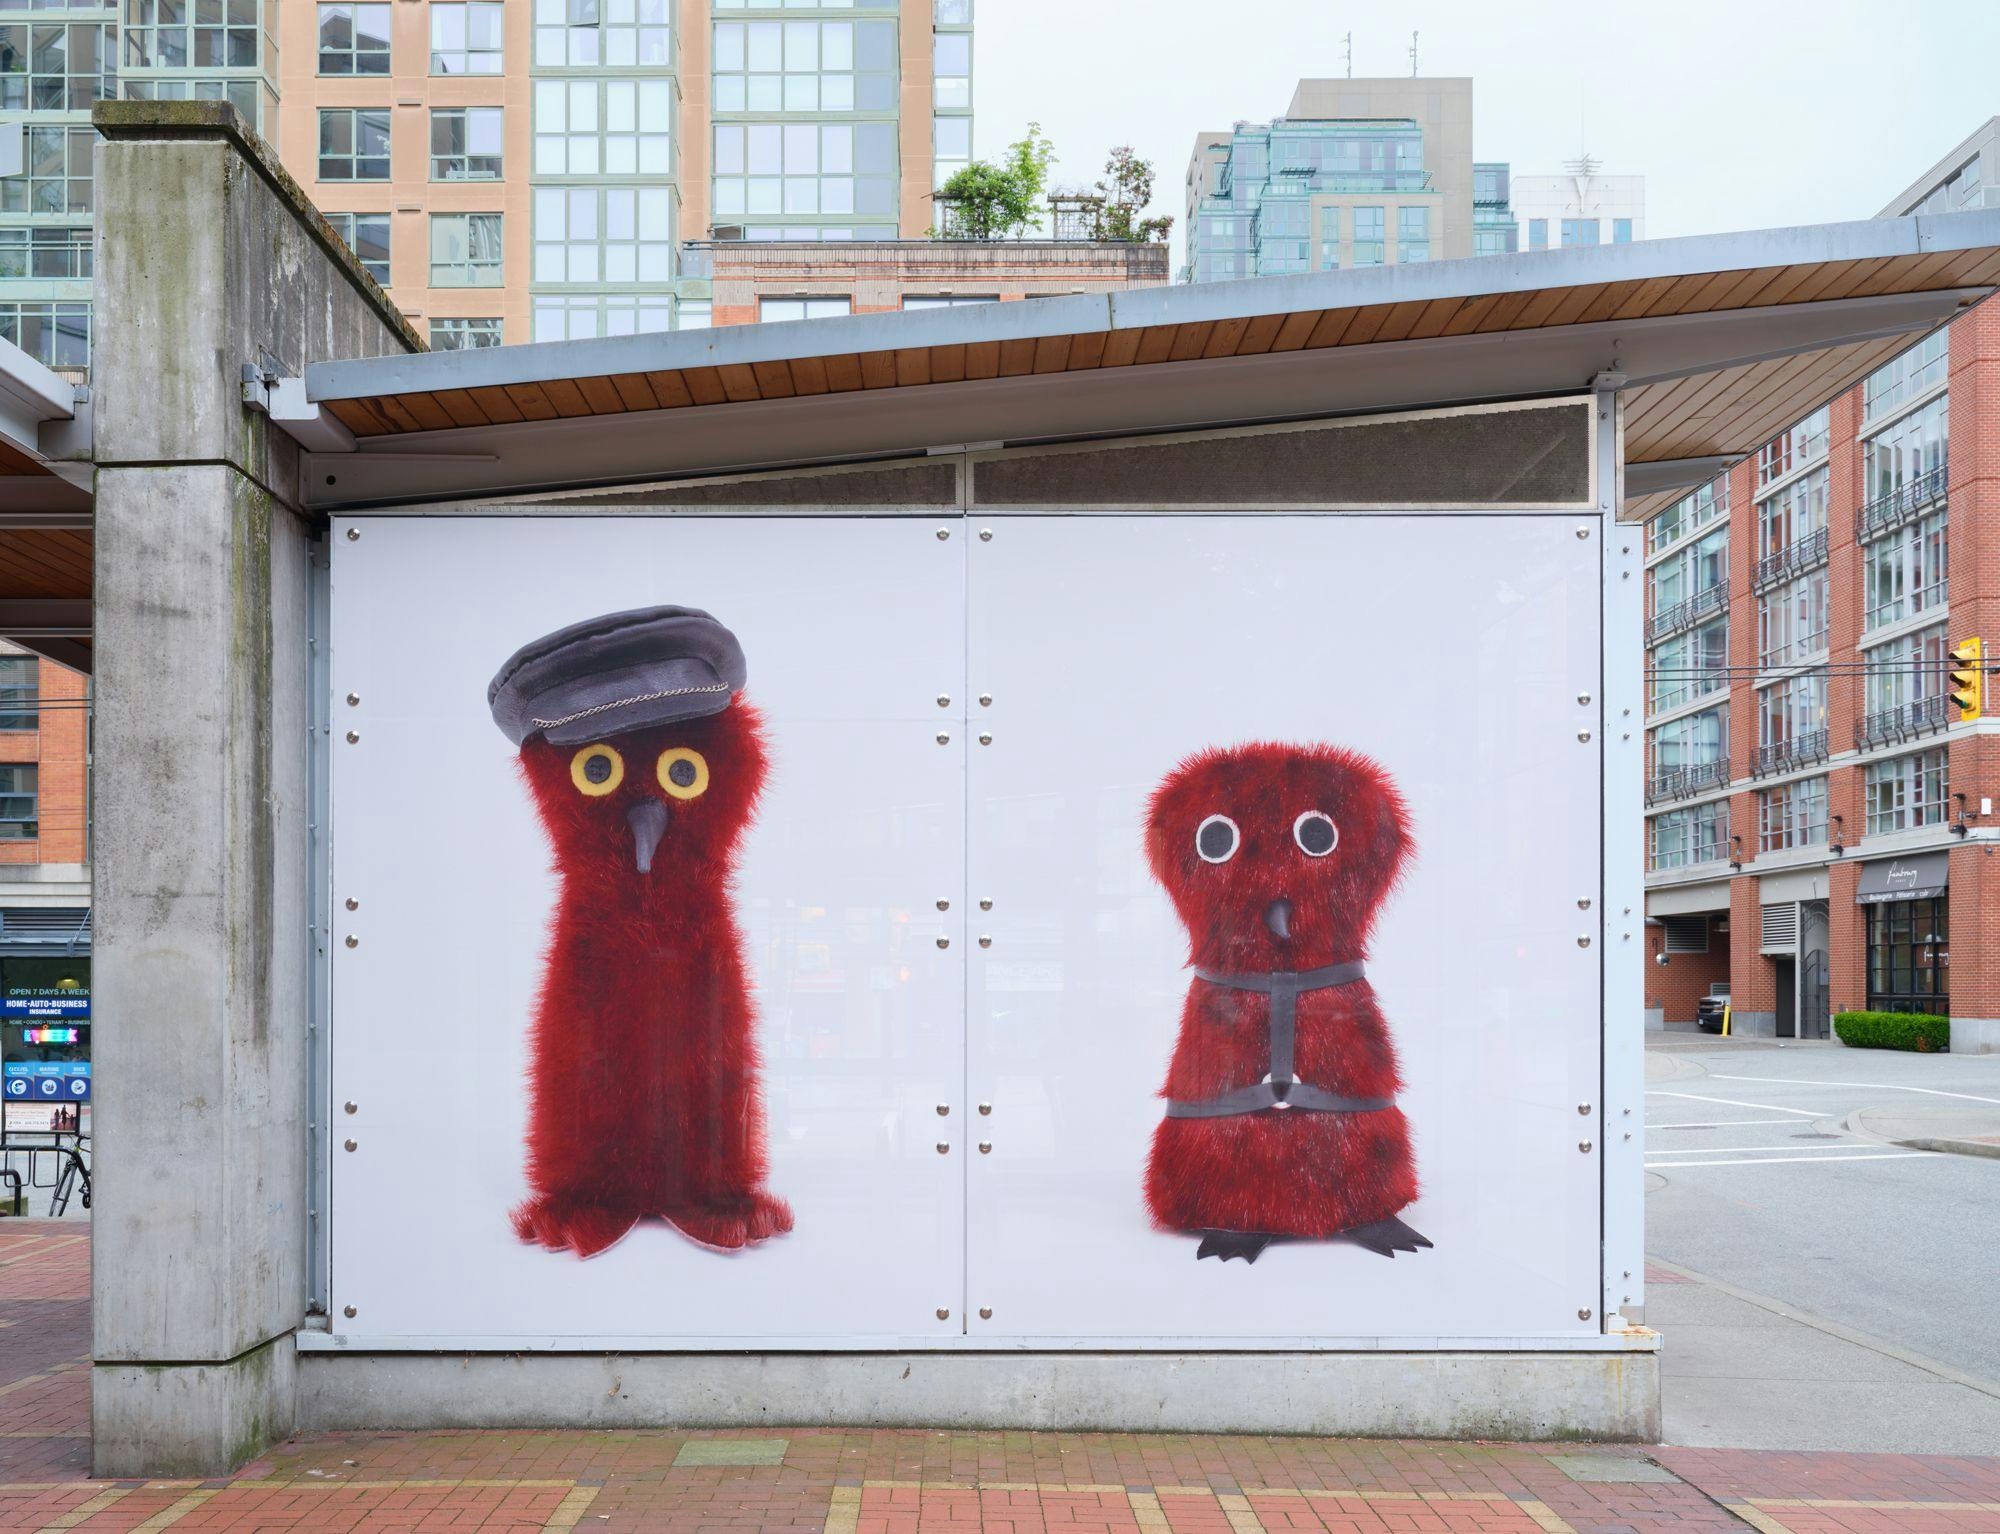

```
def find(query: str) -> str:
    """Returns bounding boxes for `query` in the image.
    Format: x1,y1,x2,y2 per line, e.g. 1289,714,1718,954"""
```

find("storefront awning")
1855,851,1949,904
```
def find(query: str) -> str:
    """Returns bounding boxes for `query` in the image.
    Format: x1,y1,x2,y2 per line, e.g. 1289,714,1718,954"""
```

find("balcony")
1647,581,1728,644
1647,758,1730,805
1751,525,1828,594
1856,462,1947,542
1752,728,1829,778
1856,693,1951,751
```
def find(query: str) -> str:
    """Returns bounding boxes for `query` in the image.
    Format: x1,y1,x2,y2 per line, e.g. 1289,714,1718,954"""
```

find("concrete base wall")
93,1336,296,1479
1729,1010,1778,1038
298,1349,1661,1443
1951,1016,2000,1054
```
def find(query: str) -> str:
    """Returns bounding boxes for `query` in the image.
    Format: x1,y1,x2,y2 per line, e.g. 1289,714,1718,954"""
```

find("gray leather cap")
488,605,747,747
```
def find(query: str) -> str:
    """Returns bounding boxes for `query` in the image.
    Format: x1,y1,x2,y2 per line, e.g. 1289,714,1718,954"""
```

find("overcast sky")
974,0,2000,267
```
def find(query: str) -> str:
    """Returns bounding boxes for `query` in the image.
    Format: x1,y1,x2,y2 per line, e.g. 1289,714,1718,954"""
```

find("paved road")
1645,1033,2000,1446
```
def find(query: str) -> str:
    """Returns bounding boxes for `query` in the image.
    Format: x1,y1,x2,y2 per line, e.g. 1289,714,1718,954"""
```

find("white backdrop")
327,511,1601,1345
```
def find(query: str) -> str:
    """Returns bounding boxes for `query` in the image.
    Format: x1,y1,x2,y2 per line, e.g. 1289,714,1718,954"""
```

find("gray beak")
626,799,668,874
1265,898,1293,941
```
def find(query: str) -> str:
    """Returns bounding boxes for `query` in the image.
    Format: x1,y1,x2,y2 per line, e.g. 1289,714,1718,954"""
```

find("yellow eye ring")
570,743,624,797
656,747,709,799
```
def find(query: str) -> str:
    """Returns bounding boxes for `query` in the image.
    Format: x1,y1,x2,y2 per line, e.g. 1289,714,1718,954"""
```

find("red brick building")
1640,126,2000,1051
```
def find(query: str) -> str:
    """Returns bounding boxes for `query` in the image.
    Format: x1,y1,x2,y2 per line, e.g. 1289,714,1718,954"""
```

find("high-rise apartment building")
1512,159,1644,252
0,0,980,357
1639,124,1996,1054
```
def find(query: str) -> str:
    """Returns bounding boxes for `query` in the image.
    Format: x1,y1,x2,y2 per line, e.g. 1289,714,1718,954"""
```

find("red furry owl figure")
489,606,792,1259
1143,741,1426,1262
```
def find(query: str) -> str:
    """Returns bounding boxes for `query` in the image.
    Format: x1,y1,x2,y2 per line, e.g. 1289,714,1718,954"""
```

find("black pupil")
1197,819,1235,860
1298,815,1335,854
584,754,613,784
668,758,698,787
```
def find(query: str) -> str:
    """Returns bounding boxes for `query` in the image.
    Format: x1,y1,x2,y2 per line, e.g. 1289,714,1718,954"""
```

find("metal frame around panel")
306,535,335,1323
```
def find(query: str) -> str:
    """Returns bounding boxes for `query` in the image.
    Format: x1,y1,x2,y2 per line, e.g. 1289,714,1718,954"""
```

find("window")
1756,404,1830,488
432,1,503,74
2,22,112,110
713,121,896,220
1647,478,1727,554
1648,706,1726,790
1661,916,1709,953
1561,217,1600,247
902,294,996,308
431,107,504,180
933,28,968,109
533,187,671,284
1862,394,1947,507
935,0,971,20
759,296,851,322
0,656,35,730
1649,618,1727,714
0,227,91,280
1648,800,1728,871
1864,330,1948,421
711,18,897,113
0,764,36,839
319,108,391,181
1864,624,1948,721
0,125,94,215
1648,525,1727,622
1527,217,1547,249
0,301,88,368
1759,777,1828,852
933,114,969,186
1863,509,1947,630
1867,898,1948,1014
1756,464,1827,563
324,212,391,285
534,79,672,176
1351,206,1384,266
532,293,672,342
535,0,670,69
1758,669,1827,754
1472,225,1513,257
1613,218,1633,243
431,317,503,351
676,299,710,330
118,75,263,127
430,212,503,287
318,3,390,75
1865,747,1948,835
1396,205,1429,263
1757,569,1828,669
122,1,254,69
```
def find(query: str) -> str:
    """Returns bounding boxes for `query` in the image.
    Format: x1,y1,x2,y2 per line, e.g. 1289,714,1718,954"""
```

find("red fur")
1141,741,1418,1240
508,699,792,1257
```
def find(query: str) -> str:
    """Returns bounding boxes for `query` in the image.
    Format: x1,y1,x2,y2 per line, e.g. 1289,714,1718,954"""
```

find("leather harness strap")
1163,959,1394,1120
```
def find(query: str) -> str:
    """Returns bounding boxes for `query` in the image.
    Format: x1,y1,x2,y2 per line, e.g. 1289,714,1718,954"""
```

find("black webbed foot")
1335,1216,1433,1258
1196,1230,1276,1263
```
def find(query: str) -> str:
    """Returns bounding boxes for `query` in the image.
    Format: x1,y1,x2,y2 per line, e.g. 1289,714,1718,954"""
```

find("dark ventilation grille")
0,907,91,948
970,403,1591,508
557,461,959,508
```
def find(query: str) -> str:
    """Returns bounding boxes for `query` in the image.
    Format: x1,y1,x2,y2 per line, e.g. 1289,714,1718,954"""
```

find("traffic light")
1949,636,1983,721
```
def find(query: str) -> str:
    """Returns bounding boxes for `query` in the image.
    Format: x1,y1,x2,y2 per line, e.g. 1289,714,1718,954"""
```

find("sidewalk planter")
1833,1011,1952,1052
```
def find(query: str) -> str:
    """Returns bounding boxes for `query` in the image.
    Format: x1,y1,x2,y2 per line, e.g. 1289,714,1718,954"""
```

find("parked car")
1696,986,1731,1033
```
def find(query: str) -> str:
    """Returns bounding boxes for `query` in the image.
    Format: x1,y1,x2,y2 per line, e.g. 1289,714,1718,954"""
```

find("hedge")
1833,1010,1951,1053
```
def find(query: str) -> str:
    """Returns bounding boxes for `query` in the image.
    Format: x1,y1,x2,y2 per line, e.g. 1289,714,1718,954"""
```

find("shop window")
1866,897,1948,1015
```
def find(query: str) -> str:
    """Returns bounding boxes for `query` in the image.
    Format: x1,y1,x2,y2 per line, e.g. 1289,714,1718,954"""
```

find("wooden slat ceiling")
0,530,91,601
319,242,2000,505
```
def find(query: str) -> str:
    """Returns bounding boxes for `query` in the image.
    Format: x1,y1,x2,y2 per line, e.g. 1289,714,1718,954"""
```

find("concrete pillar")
87,102,419,1477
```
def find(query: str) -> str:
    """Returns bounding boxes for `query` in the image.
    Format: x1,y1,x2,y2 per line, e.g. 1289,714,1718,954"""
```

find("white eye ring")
1293,810,1339,857
1195,814,1240,864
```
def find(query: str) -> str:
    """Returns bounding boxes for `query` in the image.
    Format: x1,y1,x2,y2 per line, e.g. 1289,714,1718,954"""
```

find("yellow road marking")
824,1483,862,1534
33,1486,132,1532
1215,1492,1264,1534
542,1484,602,1531
126,1491,218,1531
1517,1501,1580,1534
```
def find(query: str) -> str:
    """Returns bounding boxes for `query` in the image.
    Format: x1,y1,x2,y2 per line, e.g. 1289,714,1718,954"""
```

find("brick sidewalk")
4,1223,1997,1534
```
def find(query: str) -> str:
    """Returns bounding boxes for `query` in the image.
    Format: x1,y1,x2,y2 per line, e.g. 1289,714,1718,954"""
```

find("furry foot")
663,1191,795,1252
1335,1216,1432,1258
511,1194,641,1259
1196,1230,1276,1263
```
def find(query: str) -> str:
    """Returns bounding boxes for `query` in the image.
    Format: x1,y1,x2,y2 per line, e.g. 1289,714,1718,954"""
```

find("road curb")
1889,1134,2000,1161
